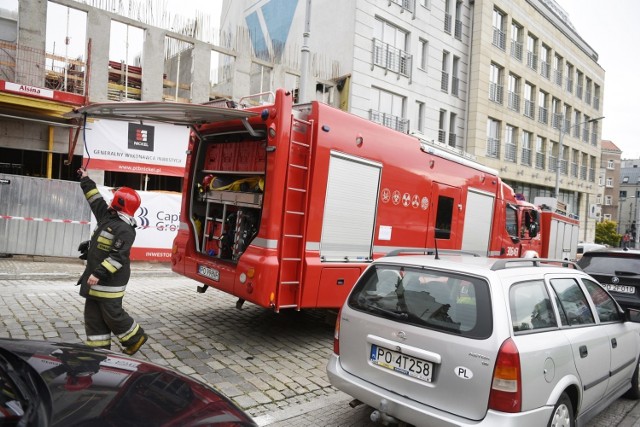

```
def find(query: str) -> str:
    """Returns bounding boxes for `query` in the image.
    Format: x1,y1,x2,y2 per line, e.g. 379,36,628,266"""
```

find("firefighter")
76,168,148,355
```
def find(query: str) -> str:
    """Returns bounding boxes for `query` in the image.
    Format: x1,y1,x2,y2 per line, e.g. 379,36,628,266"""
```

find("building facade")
598,140,622,225
619,159,640,247
1,0,605,242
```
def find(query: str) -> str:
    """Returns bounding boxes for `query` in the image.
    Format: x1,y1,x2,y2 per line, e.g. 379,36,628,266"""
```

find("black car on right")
577,248,640,309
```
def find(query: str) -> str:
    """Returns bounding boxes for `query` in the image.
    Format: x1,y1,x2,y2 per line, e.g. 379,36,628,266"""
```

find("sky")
556,0,640,159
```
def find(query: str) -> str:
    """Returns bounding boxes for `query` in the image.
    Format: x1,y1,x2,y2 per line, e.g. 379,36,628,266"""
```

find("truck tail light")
488,338,522,413
333,308,342,355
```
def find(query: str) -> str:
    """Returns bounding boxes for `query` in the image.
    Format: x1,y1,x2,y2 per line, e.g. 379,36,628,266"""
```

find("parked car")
0,338,257,426
576,242,606,260
577,248,640,310
327,250,640,427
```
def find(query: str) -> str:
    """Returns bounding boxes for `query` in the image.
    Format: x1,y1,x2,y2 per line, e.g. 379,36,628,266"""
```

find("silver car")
327,252,640,426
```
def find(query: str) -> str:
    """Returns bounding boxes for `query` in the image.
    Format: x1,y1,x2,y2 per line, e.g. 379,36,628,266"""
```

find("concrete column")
16,0,47,86
190,41,211,104
85,9,110,102
141,27,165,101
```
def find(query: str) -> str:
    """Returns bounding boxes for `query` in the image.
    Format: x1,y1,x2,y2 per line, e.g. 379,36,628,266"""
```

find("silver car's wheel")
548,393,575,427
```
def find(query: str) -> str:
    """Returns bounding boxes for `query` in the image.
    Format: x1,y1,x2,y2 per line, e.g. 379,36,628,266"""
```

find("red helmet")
110,187,141,216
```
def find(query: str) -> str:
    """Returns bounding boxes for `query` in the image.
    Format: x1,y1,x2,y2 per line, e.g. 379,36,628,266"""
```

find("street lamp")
554,116,605,199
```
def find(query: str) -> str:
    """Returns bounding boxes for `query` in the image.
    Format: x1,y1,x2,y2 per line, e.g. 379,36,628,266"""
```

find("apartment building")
598,140,622,225
619,159,640,245
0,0,605,241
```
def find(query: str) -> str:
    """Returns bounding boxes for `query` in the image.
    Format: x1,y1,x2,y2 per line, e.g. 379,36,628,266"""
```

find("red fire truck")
75,89,577,311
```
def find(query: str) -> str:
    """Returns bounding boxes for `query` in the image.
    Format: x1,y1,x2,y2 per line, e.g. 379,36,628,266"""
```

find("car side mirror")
528,222,539,238
625,308,640,323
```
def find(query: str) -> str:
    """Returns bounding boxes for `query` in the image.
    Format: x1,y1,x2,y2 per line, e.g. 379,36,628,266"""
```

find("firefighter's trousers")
84,298,145,350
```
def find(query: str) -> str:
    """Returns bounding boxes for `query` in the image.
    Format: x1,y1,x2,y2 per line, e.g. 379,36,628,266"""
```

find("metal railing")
492,28,506,50
441,71,449,92
455,20,462,40
452,76,459,96
527,52,538,71
372,39,412,78
510,41,523,61
538,107,548,124
369,109,410,133
535,152,546,170
524,100,535,119
508,91,520,111
489,82,503,103
521,147,532,166
505,143,517,162
487,137,500,158
445,14,452,34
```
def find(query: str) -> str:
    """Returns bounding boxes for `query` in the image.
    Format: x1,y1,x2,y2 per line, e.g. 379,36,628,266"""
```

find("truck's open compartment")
191,133,267,262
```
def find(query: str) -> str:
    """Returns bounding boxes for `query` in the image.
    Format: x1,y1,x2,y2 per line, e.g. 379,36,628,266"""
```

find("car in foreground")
0,338,257,426
577,248,640,310
327,250,640,427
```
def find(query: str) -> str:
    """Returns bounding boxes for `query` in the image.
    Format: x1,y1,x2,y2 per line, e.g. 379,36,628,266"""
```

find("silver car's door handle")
579,345,588,358
611,338,618,349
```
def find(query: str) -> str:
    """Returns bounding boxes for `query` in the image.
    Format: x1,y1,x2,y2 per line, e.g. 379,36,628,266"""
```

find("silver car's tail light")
488,338,522,413
333,308,342,355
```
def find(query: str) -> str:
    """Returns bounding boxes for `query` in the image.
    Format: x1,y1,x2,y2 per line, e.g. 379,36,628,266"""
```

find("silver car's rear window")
347,264,492,339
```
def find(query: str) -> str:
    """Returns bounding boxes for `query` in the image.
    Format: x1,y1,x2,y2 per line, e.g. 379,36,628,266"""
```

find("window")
535,136,546,170
607,159,614,169
553,54,563,86
623,176,630,183
510,22,523,61
373,19,411,77
454,1,463,40
438,109,447,144
449,113,457,147
538,90,548,124
492,8,506,50
164,36,194,102
521,131,532,166
540,44,550,79
415,101,425,133
489,63,503,104
585,77,593,104
436,195,454,239
505,125,517,162
524,82,535,119
594,84,601,110
370,87,408,132
621,190,628,198
526,33,538,71
419,39,429,70
606,177,613,188
452,56,460,97
507,73,520,112
249,62,272,96
487,118,501,158
444,0,452,33
576,70,584,99
105,23,143,101
510,280,557,333
46,3,88,96
565,62,574,93
441,51,450,92
550,278,595,326
605,195,612,205
551,98,561,129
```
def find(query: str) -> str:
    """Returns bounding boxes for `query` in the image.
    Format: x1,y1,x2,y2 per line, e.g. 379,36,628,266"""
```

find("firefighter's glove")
78,240,90,260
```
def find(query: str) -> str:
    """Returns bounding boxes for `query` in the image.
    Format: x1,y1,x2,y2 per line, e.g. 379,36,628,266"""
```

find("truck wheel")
624,359,640,399
548,392,574,427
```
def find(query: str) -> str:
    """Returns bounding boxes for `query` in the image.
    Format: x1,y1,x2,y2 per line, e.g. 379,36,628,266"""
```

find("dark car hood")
0,338,256,426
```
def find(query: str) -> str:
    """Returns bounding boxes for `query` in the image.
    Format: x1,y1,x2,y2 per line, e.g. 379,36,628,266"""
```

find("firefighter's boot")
123,333,148,356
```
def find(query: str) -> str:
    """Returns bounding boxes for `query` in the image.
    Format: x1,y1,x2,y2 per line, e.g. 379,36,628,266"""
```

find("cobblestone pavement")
1,256,640,426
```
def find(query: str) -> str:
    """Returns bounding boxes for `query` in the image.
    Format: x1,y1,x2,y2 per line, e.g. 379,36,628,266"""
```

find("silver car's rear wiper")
366,304,409,320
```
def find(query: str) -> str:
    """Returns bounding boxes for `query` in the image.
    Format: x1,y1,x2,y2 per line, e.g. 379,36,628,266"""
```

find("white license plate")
198,265,220,281
606,284,635,294
370,344,433,382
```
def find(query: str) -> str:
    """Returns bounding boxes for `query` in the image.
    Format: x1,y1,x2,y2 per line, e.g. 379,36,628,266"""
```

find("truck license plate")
370,344,433,382
198,265,220,281
606,284,635,294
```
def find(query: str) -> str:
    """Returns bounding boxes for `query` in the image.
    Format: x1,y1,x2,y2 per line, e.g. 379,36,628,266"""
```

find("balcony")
389,0,415,13
489,82,503,104
505,143,517,162
372,39,412,78
521,147,532,166
535,152,546,170
369,109,410,133
487,137,500,158
492,28,506,50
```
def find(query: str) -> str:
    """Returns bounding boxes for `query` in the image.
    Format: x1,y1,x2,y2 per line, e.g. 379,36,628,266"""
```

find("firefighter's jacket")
78,177,135,300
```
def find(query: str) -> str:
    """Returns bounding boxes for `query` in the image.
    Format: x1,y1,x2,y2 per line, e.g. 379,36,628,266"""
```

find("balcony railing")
591,132,598,146
369,109,410,133
448,133,457,147
441,71,449,92
438,129,446,144
521,147,532,166
510,41,523,61
571,162,578,177
452,76,459,96
580,165,587,180
585,89,592,104
389,0,415,13
487,137,500,158
526,52,538,71
538,107,548,124
540,61,550,79
589,168,595,182
372,39,412,78
492,27,506,50
505,143,517,162
552,113,562,129
445,14,452,34
535,152,546,170
524,100,535,119
508,91,520,112
0,40,86,97
489,82,503,104
576,84,583,99
594,96,600,110
554,69,562,86
566,77,573,93
454,20,462,40
549,156,558,172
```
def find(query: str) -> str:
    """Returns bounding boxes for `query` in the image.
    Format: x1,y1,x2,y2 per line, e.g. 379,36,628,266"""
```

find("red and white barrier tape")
0,215,90,225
